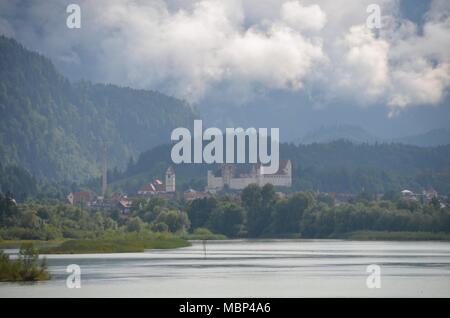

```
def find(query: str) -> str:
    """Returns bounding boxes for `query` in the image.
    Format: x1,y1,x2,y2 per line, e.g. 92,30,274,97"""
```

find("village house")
183,189,211,201
117,198,132,214
66,191,91,206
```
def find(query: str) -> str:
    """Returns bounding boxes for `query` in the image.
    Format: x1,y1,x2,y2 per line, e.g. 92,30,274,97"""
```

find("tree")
272,192,314,234
207,202,245,237
126,216,145,232
187,197,217,230
242,184,275,237
155,210,190,233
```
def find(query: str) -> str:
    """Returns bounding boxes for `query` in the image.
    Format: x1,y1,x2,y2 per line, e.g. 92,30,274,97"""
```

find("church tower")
165,166,176,192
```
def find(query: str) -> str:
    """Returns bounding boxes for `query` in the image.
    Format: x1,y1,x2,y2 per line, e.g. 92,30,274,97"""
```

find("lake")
1,239,450,297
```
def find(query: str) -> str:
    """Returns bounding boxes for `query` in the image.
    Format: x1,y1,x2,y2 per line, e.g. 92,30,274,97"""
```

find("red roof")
139,183,155,192
67,191,91,205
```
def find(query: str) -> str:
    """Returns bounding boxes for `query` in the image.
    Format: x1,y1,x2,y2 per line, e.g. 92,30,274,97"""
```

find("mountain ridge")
296,125,450,147
0,36,196,182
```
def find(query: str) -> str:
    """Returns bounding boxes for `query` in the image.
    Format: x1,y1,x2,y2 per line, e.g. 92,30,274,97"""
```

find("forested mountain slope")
0,36,196,182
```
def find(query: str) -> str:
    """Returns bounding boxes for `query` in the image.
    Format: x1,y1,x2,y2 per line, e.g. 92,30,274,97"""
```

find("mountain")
296,125,450,147
393,128,450,147
0,36,196,182
298,125,379,145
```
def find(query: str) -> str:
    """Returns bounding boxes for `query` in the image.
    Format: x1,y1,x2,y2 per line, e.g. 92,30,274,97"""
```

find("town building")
66,191,91,206
183,189,211,201
138,166,176,196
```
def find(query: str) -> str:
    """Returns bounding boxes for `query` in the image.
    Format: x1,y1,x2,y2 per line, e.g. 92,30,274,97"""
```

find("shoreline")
2,231,450,254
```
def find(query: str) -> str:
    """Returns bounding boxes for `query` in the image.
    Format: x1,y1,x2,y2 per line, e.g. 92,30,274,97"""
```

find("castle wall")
260,175,291,187
207,171,224,190
206,161,292,191
229,177,258,190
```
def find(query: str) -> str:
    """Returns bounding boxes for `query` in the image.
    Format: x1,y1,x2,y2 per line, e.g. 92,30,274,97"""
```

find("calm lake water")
1,239,450,297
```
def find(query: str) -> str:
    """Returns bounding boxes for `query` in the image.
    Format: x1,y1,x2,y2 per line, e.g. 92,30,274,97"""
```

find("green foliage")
0,36,196,186
283,141,450,194
0,165,37,201
0,243,50,281
126,217,145,232
243,184,276,237
272,192,314,234
187,197,218,229
38,230,190,254
182,228,227,240
185,185,450,239
40,237,190,254
207,201,245,237
0,194,117,240
155,210,190,233
340,231,450,241
129,197,189,234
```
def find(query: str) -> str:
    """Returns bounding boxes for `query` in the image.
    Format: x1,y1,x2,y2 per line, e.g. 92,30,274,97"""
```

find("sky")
1,0,449,140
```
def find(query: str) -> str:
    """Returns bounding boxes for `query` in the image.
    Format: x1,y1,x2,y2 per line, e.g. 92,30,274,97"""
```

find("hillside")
0,36,196,182
105,141,450,195
394,128,450,147
298,125,450,147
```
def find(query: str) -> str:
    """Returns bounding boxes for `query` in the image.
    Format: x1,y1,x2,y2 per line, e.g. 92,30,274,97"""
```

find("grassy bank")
338,231,450,241
0,239,65,249
182,228,227,240
39,232,191,254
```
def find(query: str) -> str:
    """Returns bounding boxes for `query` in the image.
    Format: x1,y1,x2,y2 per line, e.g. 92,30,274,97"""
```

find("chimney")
102,145,107,197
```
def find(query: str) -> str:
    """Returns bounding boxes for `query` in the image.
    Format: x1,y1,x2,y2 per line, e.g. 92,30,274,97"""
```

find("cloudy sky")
1,0,449,138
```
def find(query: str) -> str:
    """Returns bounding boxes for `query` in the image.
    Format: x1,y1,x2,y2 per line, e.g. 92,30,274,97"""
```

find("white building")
206,160,292,191
165,166,176,192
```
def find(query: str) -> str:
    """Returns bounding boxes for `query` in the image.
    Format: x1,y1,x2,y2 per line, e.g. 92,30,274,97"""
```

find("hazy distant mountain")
296,125,450,147
0,36,196,182
297,125,379,145
393,128,450,147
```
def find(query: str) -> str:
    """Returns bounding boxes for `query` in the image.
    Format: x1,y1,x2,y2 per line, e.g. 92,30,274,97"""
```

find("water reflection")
1,239,450,297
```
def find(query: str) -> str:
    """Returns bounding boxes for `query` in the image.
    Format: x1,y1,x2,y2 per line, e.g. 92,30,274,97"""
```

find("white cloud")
337,25,390,99
388,60,450,109
0,0,449,113
280,1,327,31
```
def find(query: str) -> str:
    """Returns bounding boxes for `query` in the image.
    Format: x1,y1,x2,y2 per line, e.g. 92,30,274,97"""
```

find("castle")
206,160,292,191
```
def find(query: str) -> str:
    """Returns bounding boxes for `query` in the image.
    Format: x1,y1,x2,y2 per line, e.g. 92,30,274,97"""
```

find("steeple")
165,166,175,192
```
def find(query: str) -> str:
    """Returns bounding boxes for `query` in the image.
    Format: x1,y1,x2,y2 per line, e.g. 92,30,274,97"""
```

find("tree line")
187,184,450,238
2,184,449,241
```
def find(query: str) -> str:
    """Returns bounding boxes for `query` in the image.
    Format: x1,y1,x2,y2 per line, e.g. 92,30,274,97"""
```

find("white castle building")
206,160,292,191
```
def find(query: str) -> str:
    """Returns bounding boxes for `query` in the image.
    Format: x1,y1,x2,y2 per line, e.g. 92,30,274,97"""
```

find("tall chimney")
102,144,107,198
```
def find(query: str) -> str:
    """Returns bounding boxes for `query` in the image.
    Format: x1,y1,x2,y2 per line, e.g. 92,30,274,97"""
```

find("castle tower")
222,164,233,186
165,166,176,192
